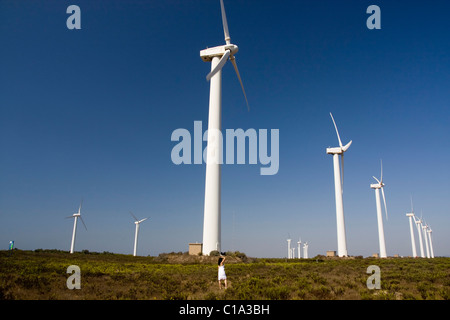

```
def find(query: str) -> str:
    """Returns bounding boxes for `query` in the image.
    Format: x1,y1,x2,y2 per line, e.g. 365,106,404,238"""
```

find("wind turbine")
66,200,87,254
427,225,435,258
370,160,388,258
303,242,309,259
287,238,292,259
326,113,352,257
201,0,249,255
406,198,417,258
297,238,302,259
422,218,430,258
413,214,425,258
130,212,149,257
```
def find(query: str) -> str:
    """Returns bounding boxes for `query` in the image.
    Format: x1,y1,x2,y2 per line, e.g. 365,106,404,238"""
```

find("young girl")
218,255,227,289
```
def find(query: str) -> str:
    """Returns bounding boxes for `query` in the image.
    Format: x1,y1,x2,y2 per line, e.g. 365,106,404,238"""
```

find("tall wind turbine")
130,212,149,257
201,0,249,255
406,197,417,257
66,200,87,254
303,242,309,259
370,160,388,258
297,238,302,259
326,113,352,257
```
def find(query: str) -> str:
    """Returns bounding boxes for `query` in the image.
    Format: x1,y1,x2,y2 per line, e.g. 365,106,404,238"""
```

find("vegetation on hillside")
0,250,449,300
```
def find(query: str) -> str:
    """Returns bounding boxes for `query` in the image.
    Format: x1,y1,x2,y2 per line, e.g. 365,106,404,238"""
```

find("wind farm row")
66,202,149,257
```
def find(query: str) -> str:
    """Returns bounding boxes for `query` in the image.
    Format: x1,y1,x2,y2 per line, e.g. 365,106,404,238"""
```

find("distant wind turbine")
297,238,302,259
413,214,425,258
326,113,352,257
426,225,435,258
406,198,417,258
130,212,149,257
66,200,87,254
422,218,431,258
370,160,388,258
287,237,292,259
303,242,309,259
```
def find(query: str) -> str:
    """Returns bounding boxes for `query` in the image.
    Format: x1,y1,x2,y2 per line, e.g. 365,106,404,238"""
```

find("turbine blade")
342,140,352,152
206,50,230,81
220,0,231,44
380,159,383,183
410,195,414,213
373,176,381,184
139,217,149,224
381,187,388,221
80,216,87,230
230,56,250,111
330,113,343,148
65,216,74,219
129,211,139,222
78,199,83,215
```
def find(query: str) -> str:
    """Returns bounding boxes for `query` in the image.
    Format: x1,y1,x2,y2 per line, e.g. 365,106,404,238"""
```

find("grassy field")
0,249,449,300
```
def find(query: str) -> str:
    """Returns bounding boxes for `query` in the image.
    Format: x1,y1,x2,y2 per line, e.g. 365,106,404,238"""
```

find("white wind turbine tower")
422,218,431,258
370,160,388,258
130,212,149,257
66,200,87,254
201,0,249,255
413,214,425,258
287,238,292,259
406,199,417,258
326,113,352,257
297,238,302,259
303,242,309,259
427,225,435,258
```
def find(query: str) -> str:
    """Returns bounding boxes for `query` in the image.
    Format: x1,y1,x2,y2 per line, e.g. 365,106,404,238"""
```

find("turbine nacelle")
370,177,385,189
200,44,238,62
326,140,352,155
134,218,148,225
130,212,149,225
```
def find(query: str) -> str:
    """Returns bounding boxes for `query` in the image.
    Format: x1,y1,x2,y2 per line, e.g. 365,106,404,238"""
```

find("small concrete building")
189,243,203,255
326,250,336,257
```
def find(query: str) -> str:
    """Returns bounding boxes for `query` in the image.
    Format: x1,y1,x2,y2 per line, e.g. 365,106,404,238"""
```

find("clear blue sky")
1,0,449,258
